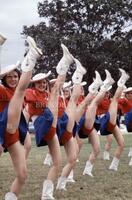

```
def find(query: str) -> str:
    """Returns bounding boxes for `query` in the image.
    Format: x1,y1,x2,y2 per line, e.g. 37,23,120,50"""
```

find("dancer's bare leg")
5,36,41,199
103,134,113,160
56,58,86,190
41,44,74,199
109,69,129,171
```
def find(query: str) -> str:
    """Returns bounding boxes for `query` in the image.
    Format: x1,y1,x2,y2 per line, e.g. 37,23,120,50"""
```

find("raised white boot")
100,69,115,92
21,36,42,72
88,71,103,94
56,44,74,75
117,68,129,87
0,33,6,46
43,153,53,166
56,176,67,191
5,192,17,200
0,33,6,71
72,58,86,84
109,157,119,171
83,161,94,177
27,36,42,55
103,151,110,160
41,180,55,200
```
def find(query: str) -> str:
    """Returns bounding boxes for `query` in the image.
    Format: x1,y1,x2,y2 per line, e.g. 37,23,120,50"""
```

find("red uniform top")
0,85,15,112
97,98,111,115
58,95,85,117
118,98,132,114
55,94,86,118
25,88,49,117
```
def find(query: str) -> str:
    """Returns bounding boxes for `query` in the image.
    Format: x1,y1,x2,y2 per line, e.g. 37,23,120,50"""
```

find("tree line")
22,0,132,88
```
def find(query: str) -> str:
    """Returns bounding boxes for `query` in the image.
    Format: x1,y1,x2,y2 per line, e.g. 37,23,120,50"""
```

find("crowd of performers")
0,33,132,200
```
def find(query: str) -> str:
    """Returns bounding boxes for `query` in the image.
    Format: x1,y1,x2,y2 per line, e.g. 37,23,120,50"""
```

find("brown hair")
1,69,21,88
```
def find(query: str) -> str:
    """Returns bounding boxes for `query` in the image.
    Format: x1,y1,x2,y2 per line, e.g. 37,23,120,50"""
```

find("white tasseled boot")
67,170,75,183
43,153,53,166
56,176,67,191
109,157,119,171
100,69,115,92
21,36,42,72
88,81,99,95
5,192,17,200
72,58,86,84
117,68,130,87
128,147,132,157
0,33,6,71
88,71,103,94
0,33,6,46
88,71,103,95
83,161,94,177
103,150,110,160
27,36,42,55
56,44,74,75
41,180,55,200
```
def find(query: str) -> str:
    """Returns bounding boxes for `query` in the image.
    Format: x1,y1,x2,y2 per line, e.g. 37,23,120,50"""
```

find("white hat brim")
0,61,20,78
81,81,87,86
31,71,51,82
63,81,72,89
123,87,132,93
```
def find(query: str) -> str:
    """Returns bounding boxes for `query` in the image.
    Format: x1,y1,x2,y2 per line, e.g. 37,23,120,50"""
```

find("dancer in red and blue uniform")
56,58,86,190
0,36,42,200
118,87,132,166
25,44,74,200
76,70,115,176
99,69,129,171
97,91,113,160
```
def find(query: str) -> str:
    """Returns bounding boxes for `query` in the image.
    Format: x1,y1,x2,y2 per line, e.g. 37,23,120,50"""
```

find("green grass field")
0,134,132,200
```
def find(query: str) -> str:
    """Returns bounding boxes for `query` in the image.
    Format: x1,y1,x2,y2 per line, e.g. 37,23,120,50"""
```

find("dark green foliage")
22,0,132,86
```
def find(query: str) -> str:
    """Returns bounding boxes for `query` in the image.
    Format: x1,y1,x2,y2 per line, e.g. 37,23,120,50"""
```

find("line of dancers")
0,32,132,200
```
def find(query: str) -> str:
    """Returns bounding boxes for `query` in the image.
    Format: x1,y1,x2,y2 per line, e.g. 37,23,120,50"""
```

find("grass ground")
0,134,132,200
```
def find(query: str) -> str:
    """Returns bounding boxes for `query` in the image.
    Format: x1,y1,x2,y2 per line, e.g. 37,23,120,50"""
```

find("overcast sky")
0,0,42,66
1,1,131,67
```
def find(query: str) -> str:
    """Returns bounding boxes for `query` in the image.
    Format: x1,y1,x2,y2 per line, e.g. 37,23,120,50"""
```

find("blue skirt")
0,106,28,149
19,112,28,145
57,112,69,140
94,115,101,131
34,107,53,147
125,108,132,132
0,107,8,145
99,112,112,136
77,114,85,133
77,115,89,139
73,122,78,137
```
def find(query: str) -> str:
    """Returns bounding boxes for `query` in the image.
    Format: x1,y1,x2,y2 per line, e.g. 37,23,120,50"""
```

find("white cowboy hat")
31,71,51,82
123,87,132,93
63,81,72,89
69,81,87,90
0,61,21,78
81,81,87,86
